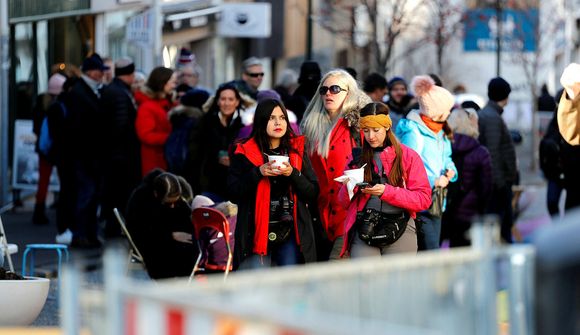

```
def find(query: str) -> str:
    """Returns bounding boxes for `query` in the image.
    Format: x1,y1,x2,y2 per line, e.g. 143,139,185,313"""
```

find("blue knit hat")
387,76,407,90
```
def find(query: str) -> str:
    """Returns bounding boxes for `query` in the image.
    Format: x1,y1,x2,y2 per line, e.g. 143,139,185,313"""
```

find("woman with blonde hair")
300,69,371,260
441,107,492,247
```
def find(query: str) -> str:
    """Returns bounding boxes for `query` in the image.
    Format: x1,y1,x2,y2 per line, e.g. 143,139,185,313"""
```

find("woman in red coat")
300,69,371,260
136,67,177,176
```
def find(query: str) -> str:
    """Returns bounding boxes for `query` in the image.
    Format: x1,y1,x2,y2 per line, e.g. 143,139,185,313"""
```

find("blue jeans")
238,237,300,270
546,180,563,217
416,212,441,250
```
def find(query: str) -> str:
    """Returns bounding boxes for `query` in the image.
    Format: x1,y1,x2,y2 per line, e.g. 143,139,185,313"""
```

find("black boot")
32,203,49,225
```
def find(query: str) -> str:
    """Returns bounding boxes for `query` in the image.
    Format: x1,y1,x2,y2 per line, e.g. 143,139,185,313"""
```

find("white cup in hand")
268,155,289,169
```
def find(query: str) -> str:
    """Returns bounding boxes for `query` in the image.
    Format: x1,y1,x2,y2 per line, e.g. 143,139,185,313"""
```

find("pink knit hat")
47,73,66,95
411,75,454,122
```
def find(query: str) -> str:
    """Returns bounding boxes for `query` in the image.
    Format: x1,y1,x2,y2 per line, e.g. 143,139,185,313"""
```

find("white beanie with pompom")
411,75,454,122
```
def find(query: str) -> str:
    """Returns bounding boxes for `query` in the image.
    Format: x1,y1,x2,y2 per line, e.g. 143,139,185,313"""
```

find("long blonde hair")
300,69,370,158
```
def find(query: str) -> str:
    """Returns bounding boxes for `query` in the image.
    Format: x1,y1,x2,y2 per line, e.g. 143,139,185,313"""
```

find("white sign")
12,120,59,191
218,3,271,38
126,9,155,47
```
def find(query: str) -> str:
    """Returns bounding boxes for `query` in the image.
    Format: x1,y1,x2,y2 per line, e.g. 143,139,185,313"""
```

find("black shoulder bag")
355,163,409,248
356,208,409,248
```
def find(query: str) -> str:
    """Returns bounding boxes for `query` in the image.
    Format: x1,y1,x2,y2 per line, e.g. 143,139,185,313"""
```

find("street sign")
463,8,538,52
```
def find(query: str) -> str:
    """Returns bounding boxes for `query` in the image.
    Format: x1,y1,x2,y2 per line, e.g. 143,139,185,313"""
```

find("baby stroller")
188,206,236,282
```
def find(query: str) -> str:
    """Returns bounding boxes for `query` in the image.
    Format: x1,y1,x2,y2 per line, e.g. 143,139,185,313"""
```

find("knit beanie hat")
257,89,281,103
298,61,321,84
487,77,511,101
47,73,67,95
181,88,210,109
178,48,195,66
387,76,407,91
114,57,135,77
411,75,454,122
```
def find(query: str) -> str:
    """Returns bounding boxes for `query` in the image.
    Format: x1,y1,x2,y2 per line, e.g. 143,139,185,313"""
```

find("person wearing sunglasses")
301,69,371,260
227,56,264,100
125,169,198,279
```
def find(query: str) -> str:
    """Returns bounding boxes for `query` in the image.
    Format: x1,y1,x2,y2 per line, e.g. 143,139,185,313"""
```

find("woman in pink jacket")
339,102,431,257
136,67,177,176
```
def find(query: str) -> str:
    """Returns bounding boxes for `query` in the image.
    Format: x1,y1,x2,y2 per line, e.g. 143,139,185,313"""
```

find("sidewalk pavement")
1,195,103,277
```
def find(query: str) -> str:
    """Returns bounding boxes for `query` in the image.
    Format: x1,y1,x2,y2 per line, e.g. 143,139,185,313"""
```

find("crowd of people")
30,48,580,279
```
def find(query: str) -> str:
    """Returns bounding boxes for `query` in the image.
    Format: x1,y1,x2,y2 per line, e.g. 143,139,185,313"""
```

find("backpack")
165,117,195,175
39,101,67,161
38,117,52,157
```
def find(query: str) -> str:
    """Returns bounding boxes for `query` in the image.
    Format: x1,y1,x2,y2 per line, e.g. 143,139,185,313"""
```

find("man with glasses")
230,57,264,100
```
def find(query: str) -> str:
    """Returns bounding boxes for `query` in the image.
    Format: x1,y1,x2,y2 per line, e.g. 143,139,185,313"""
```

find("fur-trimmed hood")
343,92,371,130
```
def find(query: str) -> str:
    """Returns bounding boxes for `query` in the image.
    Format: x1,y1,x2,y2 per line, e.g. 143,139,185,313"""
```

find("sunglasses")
319,85,347,95
246,72,264,78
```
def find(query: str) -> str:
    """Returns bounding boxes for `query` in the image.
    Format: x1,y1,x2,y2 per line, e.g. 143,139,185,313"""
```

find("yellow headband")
359,114,392,130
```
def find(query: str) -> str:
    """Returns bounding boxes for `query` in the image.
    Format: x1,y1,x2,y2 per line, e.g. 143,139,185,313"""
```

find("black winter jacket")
478,101,517,188
228,146,319,267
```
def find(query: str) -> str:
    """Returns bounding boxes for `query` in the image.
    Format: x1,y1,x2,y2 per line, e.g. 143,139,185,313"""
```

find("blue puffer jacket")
395,110,458,189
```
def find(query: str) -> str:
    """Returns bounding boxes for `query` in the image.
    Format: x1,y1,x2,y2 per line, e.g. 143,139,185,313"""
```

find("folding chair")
113,208,146,271
188,207,233,283
0,214,18,272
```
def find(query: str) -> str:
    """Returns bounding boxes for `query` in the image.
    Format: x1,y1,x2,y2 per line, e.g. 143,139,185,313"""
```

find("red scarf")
420,114,444,134
234,136,304,255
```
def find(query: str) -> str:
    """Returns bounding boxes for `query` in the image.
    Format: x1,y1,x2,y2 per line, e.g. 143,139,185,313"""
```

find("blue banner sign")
464,8,538,52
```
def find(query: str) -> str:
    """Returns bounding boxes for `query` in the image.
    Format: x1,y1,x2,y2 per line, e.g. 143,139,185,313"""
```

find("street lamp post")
0,0,9,207
496,0,502,76
306,0,312,60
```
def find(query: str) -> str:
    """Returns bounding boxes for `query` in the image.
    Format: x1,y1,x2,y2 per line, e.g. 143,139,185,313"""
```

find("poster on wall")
11,119,60,191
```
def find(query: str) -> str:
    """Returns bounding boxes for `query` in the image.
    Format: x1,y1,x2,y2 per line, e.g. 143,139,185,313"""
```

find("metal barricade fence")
62,222,535,335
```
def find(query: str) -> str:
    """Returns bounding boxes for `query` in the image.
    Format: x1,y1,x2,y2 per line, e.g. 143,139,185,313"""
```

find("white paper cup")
343,167,364,183
268,155,289,168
